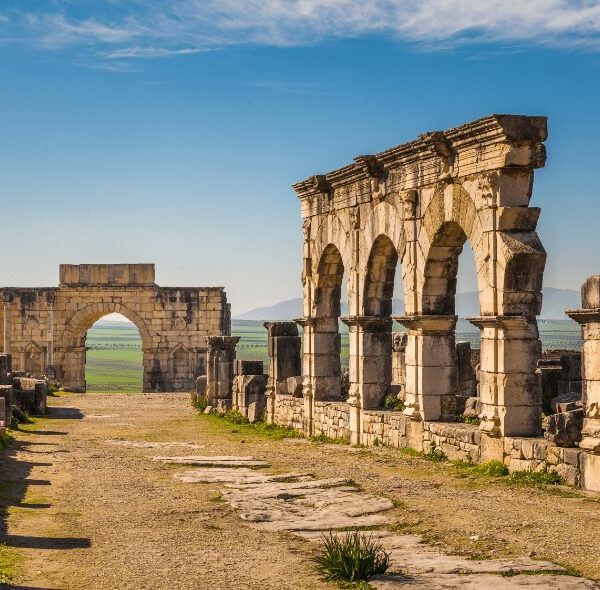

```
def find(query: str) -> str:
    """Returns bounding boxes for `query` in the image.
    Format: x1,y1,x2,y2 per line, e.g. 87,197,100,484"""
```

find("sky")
1,1,600,316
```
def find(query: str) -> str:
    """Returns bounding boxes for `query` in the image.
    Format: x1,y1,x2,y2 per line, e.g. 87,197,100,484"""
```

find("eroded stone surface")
107,440,205,450
153,455,269,467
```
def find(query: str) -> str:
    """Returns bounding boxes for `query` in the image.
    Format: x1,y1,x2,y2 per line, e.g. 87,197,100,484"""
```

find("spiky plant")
315,530,390,583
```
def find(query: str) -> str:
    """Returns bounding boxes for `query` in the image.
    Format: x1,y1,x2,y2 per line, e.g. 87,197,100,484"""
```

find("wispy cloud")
3,0,600,68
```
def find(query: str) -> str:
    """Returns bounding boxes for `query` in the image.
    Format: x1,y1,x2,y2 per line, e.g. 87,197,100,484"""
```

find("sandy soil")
1,392,600,589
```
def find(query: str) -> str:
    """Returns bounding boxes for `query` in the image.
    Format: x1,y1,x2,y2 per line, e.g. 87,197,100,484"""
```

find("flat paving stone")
107,440,205,450
175,469,311,484
153,455,270,467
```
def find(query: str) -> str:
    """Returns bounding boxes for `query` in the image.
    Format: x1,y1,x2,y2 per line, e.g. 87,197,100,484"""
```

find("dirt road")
1,393,600,589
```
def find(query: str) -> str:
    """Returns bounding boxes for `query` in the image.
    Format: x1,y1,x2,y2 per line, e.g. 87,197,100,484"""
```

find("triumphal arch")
0,264,230,392
294,115,547,439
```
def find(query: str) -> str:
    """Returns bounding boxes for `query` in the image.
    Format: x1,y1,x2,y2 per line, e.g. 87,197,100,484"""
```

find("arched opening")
360,234,404,410
419,221,479,421
84,313,143,393
312,244,346,400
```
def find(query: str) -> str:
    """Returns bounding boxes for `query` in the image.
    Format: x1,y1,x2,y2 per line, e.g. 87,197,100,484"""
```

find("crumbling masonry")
0,264,230,392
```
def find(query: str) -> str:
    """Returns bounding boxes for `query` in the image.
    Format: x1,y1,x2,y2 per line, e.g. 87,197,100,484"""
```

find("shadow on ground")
0,405,90,586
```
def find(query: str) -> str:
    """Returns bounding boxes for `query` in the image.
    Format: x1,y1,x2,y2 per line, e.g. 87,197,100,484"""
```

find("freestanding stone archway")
293,115,547,439
1,264,230,392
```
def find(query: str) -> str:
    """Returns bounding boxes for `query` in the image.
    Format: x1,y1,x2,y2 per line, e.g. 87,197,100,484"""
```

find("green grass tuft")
423,442,447,462
508,469,564,488
198,410,304,440
454,460,509,477
455,413,481,426
309,433,350,445
315,530,390,584
382,394,405,412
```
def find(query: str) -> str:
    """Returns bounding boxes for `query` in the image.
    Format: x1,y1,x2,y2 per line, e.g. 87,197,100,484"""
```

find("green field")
85,321,143,392
84,318,582,392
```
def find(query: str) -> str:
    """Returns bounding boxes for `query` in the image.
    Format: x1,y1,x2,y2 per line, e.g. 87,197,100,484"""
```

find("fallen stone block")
286,376,303,397
544,409,583,447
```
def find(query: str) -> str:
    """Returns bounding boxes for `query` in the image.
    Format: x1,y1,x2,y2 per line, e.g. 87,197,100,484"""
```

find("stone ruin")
190,114,600,493
0,263,230,393
0,352,49,434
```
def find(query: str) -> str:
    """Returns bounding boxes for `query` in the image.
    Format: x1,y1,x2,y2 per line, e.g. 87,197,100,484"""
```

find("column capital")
205,336,240,352
394,314,457,333
340,316,392,331
566,308,600,325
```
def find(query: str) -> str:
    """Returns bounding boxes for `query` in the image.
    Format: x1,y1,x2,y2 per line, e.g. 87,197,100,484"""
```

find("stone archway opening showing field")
85,313,143,393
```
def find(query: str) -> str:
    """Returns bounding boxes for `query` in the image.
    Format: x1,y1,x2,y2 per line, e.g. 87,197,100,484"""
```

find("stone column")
46,301,54,371
468,315,541,437
265,322,301,424
205,336,239,413
2,301,12,355
567,276,600,452
341,316,392,445
394,315,458,422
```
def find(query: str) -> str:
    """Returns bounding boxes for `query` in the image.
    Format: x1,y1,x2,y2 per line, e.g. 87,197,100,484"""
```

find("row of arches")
301,184,546,439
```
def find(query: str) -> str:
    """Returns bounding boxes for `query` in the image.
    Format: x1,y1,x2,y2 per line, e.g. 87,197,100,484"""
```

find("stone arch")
363,234,399,317
61,303,152,392
313,244,345,318
360,202,406,315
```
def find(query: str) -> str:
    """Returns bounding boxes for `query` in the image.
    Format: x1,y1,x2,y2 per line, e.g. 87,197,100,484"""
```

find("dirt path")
1,393,600,589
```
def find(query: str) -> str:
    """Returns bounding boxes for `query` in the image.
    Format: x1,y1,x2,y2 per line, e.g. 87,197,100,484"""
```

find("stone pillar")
394,315,458,422
46,301,54,370
468,316,541,437
567,276,600,452
265,322,301,424
341,316,392,445
0,354,12,385
391,333,408,399
205,336,239,413
3,301,12,355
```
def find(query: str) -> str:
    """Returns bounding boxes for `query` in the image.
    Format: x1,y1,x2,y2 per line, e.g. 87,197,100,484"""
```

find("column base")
580,418,600,453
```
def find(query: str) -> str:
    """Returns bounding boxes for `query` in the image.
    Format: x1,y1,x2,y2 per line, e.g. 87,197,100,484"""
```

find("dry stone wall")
0,264,230,392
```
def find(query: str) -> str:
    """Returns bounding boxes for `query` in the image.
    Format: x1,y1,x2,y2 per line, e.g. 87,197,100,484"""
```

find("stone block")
235,360,263,376
463,396,481,418
247,401,266,423
287,376,303,398
195,375,207,396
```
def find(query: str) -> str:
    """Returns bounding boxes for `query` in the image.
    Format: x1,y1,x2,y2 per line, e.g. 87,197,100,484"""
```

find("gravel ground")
1,392,600,589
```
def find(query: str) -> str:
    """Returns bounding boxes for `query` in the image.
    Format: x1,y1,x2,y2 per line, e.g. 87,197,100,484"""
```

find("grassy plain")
84,318,582,391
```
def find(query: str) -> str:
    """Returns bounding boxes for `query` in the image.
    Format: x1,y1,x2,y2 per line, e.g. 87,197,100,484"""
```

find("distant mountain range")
234,288,580,321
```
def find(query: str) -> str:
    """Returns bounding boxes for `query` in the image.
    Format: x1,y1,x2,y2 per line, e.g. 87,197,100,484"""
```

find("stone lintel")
340,316,393,332
394,314,457,333
566,309,600,325
292,114,547,207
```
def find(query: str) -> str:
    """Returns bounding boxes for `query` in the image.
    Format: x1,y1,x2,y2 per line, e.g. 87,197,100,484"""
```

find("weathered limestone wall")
295,114,547,440
312,401,351,441
273,394,304,432
0,264,230,392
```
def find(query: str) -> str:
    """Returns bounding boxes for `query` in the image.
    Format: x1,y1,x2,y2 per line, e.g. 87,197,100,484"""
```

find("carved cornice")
205,336,240,351
394,314,457,333
340,316,393,332
293,114,548,204
566,309,600,325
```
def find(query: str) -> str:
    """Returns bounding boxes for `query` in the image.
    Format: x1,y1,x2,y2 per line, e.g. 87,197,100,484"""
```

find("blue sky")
1,1,600,315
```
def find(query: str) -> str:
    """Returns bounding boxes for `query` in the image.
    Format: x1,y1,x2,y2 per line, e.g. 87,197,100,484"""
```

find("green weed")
454,460,508,477
383,394,405,412
315,530,390,584
508,470,564,488
423,442,447,462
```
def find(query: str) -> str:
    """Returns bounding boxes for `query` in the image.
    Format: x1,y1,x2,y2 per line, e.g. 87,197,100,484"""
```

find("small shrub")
455,413,480,426
221,411,250,425
309,433,349,445
399,447,423,458
424,442,447,462
192,395,209,413
454,460,508,477
0,432,13,451
509,469,564,488
316,530,390,583
383,394,405,412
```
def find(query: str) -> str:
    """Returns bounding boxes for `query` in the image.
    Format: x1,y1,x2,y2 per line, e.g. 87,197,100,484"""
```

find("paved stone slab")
153,456,270,467
107,440,205,450
174,469,311,484
372,573,599,589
